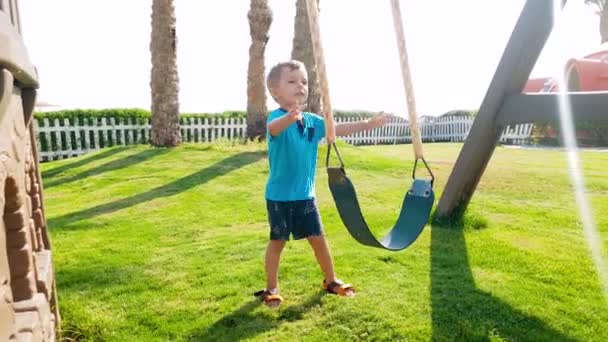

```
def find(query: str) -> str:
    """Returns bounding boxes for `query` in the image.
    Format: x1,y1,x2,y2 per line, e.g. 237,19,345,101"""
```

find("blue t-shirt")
265,108,326,201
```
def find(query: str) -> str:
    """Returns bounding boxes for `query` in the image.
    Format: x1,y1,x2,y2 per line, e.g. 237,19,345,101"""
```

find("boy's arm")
268,106,302,137
335,112,389,137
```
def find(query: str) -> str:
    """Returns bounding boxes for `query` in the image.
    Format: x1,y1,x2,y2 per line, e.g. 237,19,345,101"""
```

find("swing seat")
303,0,435,251
327,166,434,251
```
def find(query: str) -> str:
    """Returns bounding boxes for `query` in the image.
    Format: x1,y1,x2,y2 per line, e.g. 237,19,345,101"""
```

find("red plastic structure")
525,44,608,92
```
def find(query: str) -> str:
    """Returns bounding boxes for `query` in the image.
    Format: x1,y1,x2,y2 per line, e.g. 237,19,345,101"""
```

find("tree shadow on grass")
48,151,266,230
430,215,580,342
43,148,171,189
42,146,130,179
187,290,325,342
55,262,164,341
55,262,155,293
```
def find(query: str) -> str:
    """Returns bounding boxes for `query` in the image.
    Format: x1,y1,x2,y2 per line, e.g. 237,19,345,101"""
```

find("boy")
256,60,388,307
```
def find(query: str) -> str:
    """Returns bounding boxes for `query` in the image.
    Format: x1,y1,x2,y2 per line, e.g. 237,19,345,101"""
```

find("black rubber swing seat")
326,144,434,251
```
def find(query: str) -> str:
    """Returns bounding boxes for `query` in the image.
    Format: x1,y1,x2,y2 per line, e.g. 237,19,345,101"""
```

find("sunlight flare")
551,0,608,306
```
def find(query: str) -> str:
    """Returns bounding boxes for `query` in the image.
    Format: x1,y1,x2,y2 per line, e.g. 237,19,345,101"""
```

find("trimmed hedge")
532,120,608,147
34,108,248,120
34,108,377,121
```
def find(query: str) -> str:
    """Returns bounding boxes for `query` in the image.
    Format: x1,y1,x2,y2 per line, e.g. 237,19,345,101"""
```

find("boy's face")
270,67,309,109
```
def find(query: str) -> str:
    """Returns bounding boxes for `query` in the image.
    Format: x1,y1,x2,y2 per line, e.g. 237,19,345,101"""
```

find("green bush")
34,108,151,120
531,120,608,147
34,108,375,121
334,110,374,119
181,110,247,119
35,108,251,119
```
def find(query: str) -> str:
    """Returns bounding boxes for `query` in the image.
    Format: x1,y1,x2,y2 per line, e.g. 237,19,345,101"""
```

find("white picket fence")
33,115,534,162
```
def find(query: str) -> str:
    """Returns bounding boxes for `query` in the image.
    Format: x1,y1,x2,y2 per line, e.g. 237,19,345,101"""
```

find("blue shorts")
266,199,324,240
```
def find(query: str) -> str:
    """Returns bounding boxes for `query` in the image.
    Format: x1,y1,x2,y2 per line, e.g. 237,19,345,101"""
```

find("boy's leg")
308,236,355,296
265,239,286,291
263,200,291,304
296,199,355,296
293,199,337,281
306,235,336,282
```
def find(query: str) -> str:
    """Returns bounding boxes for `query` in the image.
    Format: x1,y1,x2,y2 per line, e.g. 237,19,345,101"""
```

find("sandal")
323,279,356,297
253,289,284,307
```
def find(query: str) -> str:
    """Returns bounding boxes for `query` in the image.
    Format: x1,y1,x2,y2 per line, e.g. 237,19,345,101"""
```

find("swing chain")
326,142,345,169
412,157,434,186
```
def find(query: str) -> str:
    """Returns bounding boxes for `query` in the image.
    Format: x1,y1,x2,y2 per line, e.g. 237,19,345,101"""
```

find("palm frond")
585,0,606,13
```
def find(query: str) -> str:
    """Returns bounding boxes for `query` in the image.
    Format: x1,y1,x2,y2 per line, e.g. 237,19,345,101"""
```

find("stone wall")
1,69,59,340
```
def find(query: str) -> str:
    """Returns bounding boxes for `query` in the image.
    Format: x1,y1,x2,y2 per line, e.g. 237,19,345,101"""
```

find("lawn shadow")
55,262,153,292
43,148,170,188
48,151,266,230
41,146,130,179
187,290,325,342
430,215,580,342
54,260,164,341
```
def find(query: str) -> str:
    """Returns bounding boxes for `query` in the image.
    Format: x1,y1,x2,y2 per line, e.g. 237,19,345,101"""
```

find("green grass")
41,141,608,341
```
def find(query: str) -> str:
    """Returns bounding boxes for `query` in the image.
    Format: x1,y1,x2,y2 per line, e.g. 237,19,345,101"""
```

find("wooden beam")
435,0,566,219
497,92,608,125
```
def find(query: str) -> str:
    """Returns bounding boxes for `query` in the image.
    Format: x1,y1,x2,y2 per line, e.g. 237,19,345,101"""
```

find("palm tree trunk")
585,0,608,43
600,7,608,43
247,0,273,140
292,0,321,114
150,0,181,147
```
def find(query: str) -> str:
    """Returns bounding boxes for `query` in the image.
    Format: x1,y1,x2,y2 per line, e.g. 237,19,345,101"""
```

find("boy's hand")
287,103,303,122
366,111,390,129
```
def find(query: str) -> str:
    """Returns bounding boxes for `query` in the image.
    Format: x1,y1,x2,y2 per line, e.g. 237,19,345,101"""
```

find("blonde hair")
266,60,307,91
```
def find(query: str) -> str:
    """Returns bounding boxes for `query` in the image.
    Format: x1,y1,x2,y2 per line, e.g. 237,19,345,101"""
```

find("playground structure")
525,44,608,93
0,0,60,340
435,0,608,218
306,0,435,251
0,0,607,339
308,0,608,247
523,45,608,146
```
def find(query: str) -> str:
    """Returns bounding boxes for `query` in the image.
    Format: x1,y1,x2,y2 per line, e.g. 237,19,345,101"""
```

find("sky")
18,0,601,117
